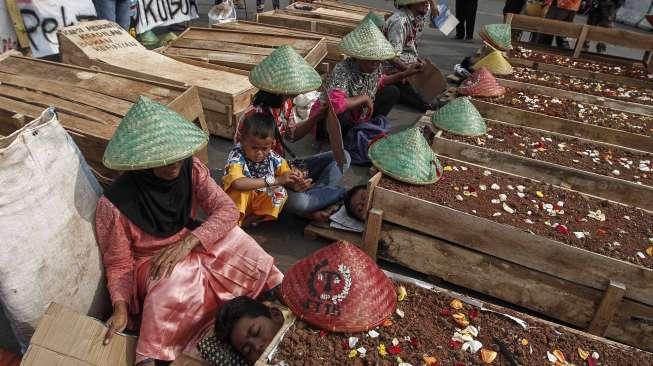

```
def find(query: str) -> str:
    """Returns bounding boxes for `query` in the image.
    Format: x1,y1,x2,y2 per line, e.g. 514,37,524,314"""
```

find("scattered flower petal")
377,343,388,357
450,299,464,310
536,191,544,198
637,251,646,259
396,308,405,318
521,338,529,346
592,351,600,360
439,308,451,317
392,338,399,347
647,246,653,257
462,340,483,353
553,349,566,363
388,345,402,355
397,285,407,301
348,349,358,358
449,339,462,349
468,308,479,320
502,202,515,214
547,351,558,363
423,355,438,365
368,330,379,338
578,347,589,360
348,337,358,349
491,183,500,190
481,349,497,364
356,347,366,357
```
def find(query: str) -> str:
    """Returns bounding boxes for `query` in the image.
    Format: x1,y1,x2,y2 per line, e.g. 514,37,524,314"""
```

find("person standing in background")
455,0,479,41
536,0,582,49
93,0,131,30
583,0,624,53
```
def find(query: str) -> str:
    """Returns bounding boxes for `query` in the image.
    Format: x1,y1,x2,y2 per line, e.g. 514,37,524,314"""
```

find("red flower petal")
555,224,569,235
587,358,597,366
439,308,451,317
410,337,420,348
388,345,402,355
341,340,349,349
319,330,328,337
468,308,479,320
449,340,462,349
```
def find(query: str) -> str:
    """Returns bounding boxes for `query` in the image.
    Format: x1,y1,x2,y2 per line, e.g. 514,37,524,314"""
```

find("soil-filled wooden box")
360,157,653,351
160,27,327,71
414,114,653,211
507,45,653,89
256,272,653,365
505,13,653,70
0,53,208,185
57,20,256,139
291,0,391,18
471,78,653,153
257,10,357,37
212,21,343,70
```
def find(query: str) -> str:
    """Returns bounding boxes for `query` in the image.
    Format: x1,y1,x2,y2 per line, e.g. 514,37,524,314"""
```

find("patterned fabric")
326,58,384,102
248,45,322,95
197,333,248,366
234,102,295,157
103,96,208,170
95,157,284,362
224,145,286,180
384,7,424,66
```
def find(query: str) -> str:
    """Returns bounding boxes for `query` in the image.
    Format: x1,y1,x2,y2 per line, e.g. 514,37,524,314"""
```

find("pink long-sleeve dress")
95,157,283,362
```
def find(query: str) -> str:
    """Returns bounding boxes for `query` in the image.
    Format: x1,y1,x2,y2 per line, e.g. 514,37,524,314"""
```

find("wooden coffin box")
57,20,256,139
257,10,357,37
212,21,344,70
160,27,328,71
474,79,653,153
356,154,653,352
0,53,207,185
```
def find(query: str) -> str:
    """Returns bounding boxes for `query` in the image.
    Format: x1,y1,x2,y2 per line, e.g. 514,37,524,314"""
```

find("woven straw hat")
431,97,487,136
479,23,512,51
103,96,208,170
395,0,428,6
369,127,443,185
340,18,397,60
361,11,385,28
249,45,322,95
458,67,506,97
473,50,513,75
281,241,396,333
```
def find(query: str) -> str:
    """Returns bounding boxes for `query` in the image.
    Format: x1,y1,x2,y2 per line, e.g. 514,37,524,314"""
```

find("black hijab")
104,158,201,238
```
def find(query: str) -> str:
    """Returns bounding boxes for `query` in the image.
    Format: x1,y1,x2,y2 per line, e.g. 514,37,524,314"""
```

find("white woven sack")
0,108,109,348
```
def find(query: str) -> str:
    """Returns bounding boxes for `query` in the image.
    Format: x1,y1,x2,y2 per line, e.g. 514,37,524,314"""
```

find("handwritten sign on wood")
59,20,144,60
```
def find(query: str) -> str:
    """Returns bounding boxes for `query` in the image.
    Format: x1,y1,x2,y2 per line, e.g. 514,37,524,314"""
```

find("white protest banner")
135,0,199,34
0,1,18,53
16,0,96,57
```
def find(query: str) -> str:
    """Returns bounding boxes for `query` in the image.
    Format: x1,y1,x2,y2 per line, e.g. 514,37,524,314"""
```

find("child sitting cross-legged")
223,112,300,227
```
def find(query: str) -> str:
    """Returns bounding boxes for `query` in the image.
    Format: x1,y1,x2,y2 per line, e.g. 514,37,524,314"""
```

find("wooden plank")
5,0,30,53
257,11,355,37
429,134,653,211
471,99,653,153
304,224,362,246
377,224,653,351
508,14,582,39
303,38,328,68
0,72,133,117
181,28,317,51
310,0,391,16
213,20,341,44
496,78,653,116
281,8,361,23
514,40,643,67
164,54,250,77
362,208,383,259
372,186,653,306
167,86,209,165
573,25,589,58
506,56,653,89
587,25,653,52
163,48,266,70
365,172,382,220
588,281,627,336
0,84,121,125
168,38,277,55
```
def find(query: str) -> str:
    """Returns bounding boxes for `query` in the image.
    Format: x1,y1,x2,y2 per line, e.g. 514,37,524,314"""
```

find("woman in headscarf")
232,45,348,222
96,97,283,365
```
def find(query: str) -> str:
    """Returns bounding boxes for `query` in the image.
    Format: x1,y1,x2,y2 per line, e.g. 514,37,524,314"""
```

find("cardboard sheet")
408,59,448,102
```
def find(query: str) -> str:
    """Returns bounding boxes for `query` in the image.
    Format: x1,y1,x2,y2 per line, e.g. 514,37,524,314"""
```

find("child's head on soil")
216,296,284,364
345,184,368,221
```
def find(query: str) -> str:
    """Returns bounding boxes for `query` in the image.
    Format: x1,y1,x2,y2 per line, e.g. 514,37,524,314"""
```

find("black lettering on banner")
142,0,157,25
169,0,182,17
41,18,59,45
20,9,39,50
20,6,95,51
156,0,169,21
189,0,198,14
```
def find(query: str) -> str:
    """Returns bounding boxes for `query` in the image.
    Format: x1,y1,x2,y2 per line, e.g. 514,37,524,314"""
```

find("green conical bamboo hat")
369,127,443,185
340,18,397,60
480,23,512,51
361,11,385,28
249,45,322,95
431,97,487,136
103,96,208,170
395,0,427,6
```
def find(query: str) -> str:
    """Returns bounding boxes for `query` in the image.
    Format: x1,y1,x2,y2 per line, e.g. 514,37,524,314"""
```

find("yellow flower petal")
553,349,566,363
536,191,544,198
452,312,469,327
520,338,529,346
377,344,388,357
348,349,358,358
397,285,408,301
481,349,497,364
444,165,453,171
646,246,653,257
578,347,589,360
450,299,464,310
423,355,438,365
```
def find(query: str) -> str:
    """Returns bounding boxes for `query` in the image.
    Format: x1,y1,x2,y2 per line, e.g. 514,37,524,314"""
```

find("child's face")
241,134,275,163
230,310,284,364
350,188,368,220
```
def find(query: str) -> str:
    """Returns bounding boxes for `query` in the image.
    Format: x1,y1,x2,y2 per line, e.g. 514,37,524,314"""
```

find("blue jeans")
93,0,131,30
285,151,349,216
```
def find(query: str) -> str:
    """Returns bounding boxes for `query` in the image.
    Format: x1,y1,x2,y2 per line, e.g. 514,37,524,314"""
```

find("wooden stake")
573,25,589,58
5,0,30,54
587,281,627,336
362,208,383,260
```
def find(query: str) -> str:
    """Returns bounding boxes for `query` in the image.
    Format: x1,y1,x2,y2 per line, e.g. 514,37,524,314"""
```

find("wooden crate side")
513,40,643,66
372,186,653,306
428,132,653,211
303,38,328,68
378,224,653,351
167,86,209,164
507,56,653,89
213,21,341,43
496,78,653,116
471,100,653,153
509,13,582,38
167,38,277,55
180,27,319,51
163,48,265,70
257,12,354,37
